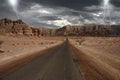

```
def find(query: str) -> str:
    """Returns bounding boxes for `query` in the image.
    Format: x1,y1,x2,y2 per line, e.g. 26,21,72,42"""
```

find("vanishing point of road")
0,39,82,80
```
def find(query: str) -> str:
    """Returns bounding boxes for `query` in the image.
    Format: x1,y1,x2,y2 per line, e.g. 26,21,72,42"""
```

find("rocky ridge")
0,18,54,36
56,24,120,36
0,18,120,37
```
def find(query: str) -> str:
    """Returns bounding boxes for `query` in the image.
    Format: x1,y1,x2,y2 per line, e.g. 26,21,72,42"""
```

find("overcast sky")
0,0,120,28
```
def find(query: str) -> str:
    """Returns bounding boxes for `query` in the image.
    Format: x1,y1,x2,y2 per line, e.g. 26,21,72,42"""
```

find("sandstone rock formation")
30,27,55,37
0,18,53,36
0,18,33,36
0,18,120,37
56,24,120,36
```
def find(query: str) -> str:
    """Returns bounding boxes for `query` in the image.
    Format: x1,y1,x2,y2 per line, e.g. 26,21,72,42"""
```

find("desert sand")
0,35,120,80
69,37,120,80
0,35,64,66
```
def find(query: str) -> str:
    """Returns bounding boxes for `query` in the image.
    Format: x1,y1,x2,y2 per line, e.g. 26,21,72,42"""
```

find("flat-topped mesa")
55,25,82,36
56,24,120,36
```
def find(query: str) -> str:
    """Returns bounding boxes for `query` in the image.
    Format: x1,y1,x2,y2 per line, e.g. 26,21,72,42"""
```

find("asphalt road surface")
0,40,82,80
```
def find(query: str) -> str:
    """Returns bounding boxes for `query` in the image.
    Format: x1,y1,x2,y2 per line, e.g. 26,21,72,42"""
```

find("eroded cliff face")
0,18,120,37
56,25,120,36
0,18,32,35
31,27,54,37
0,18,53,36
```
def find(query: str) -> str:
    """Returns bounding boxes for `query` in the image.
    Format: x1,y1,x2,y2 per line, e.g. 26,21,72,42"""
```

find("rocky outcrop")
56,24,120,36
0,18,120,37
30,27,54,37
0,18,33,36
0,18,53,36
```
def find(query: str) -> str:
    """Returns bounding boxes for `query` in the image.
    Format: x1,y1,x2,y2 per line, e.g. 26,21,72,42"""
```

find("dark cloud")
0,0,120,27
38,16,61,21
22,0,99,11
112,0,120,7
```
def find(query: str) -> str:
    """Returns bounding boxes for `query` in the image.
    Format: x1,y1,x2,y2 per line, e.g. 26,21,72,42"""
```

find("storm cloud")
0,0,120,27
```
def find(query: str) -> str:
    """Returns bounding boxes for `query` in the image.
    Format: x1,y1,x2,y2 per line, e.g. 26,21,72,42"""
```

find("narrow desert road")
0,39,82,80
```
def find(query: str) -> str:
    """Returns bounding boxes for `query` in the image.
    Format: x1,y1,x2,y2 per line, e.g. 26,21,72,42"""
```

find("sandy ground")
69,37,120,80
1,40,82,80
0,35,64,66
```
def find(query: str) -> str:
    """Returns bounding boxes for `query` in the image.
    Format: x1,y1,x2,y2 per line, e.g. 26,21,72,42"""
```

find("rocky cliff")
0,18,120,37
56,24,120,36
0,18,32,35
0,18,53,36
